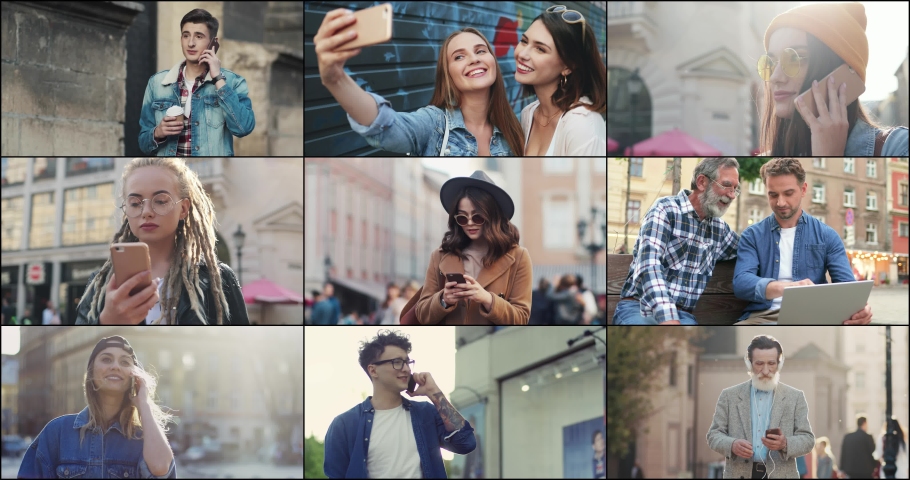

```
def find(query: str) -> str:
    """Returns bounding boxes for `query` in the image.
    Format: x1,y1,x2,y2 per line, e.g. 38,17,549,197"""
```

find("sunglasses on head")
547,5,586,38
455,213,485,226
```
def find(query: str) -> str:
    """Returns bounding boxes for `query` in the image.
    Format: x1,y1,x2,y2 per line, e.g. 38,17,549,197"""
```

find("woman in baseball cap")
18,336,177,478
399,170,533,325
757,2,907,156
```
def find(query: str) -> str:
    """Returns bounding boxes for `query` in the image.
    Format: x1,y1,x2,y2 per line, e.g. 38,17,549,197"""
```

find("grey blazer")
707,380,815,479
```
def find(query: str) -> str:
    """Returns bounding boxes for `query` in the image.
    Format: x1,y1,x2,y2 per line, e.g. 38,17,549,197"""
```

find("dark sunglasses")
455,214,485,226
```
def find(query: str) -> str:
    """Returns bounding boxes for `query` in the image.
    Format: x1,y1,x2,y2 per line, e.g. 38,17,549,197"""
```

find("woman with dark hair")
874,418,908,478
18,336,176,478
402,171,532,324
757,2,908,156
547,274,585,325
514,5,606,156
314,8,524,156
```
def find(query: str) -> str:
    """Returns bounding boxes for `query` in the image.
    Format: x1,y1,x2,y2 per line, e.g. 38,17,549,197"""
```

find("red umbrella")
623,128,723,156
607,136,619,153
242,278,304,305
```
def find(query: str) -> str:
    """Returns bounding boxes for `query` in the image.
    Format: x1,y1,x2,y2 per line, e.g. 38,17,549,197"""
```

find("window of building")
33,158,57,181
29,192,55,249
856,372,865,389
813,184,825,203
866,160,876,178
669,352,677,387
627,200,641,223
62,183,117,246
866,192,877,210
843,188,855,207
543,158,573,174
901,184,909,206
900,222,909,238
866,223,877,244
749,179,764,195
65,158,115,176
1,196,24,251
748,208,762,226
844,158,854,174
630,158,643,177
1,158,28,186
813,159,826,168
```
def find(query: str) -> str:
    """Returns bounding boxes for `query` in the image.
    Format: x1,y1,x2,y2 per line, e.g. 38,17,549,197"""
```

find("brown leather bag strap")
874,127,893,157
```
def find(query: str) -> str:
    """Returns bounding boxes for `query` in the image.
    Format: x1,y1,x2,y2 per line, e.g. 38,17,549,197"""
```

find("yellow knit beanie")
763,2,869,83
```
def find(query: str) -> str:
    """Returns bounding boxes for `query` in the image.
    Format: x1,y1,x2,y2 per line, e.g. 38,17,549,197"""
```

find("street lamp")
883,326,897,479
577,207,607,294
624,68,643,253
232,224,245,286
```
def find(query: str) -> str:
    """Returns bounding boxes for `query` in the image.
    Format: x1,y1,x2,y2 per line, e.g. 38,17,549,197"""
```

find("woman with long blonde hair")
75,158,248,324
18,336,177,478
314,8,524,156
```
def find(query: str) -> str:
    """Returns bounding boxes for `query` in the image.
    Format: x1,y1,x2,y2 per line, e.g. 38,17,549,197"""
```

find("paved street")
2,454,302,479
868,286,909,324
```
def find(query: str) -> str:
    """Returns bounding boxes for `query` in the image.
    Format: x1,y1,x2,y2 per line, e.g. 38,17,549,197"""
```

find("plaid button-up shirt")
152,61,209,156
619,189,739,322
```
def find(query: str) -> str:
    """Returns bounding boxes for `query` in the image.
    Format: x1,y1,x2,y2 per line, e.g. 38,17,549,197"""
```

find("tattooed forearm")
430,391,466,432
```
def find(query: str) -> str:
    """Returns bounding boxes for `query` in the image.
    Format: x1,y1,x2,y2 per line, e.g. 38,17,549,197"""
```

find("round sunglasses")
757,48,807,81
455,214,485,226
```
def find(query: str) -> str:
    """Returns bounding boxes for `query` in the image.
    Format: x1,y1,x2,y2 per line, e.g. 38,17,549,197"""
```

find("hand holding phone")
407,374,417,393
313,5,392,85
765,427,782,438
100,244,159,324
130,375,137,397
794,63,865,119
442,273,467,307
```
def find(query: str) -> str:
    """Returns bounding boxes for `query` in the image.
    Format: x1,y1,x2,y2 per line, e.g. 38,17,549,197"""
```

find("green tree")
607,326,710,458
305,434,327,479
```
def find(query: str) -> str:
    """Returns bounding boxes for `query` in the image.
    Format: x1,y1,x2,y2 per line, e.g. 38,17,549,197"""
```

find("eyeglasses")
547,5,586,39
757,48,806,81
121,193,185,218
371,358,415,371
708,177,741,197
455,214,485,226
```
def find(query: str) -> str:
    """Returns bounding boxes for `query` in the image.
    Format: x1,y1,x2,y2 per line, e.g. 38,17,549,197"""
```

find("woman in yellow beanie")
757,2,908,156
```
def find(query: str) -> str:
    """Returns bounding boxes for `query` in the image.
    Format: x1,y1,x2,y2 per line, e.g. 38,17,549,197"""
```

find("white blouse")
520,96,606,156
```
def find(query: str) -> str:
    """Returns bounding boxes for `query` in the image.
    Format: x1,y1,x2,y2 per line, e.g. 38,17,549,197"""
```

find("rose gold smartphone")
336,3,393,51
110,243,151,296
794,63,865,118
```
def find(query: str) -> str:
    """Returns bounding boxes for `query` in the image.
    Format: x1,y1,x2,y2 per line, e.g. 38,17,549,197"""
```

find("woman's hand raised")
795,76,849,156
99,272,160,325
314,8,363,86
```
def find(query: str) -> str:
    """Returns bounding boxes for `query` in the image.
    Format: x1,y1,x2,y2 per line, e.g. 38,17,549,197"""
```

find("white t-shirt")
366,404,422,478
770,227,797,311
145,277,167,325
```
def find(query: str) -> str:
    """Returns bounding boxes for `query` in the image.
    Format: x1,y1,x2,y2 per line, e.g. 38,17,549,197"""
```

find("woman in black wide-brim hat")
399,170,533,325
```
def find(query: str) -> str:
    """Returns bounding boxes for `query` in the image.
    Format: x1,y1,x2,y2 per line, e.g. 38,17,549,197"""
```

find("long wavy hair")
439,187,520,268
520,12,607,114
429,28,525,156
758,32,884,155
80,354,175,446
78,158,230,324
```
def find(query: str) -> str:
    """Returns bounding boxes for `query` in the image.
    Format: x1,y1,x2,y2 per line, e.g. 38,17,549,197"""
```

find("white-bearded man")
707,335,815,478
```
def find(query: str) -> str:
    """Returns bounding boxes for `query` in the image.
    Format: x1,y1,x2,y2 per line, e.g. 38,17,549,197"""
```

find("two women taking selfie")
314,5,606,156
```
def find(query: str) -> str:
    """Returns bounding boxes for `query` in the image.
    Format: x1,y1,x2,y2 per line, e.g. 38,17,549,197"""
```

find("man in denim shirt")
733,158,872,324
324,330,476,478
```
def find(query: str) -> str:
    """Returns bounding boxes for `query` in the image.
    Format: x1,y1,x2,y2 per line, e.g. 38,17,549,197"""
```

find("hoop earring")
560,74,568,89
90,380,101,391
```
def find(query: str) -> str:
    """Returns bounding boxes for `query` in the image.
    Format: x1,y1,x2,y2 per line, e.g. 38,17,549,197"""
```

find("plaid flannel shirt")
620,189,739,322
151,61,209,156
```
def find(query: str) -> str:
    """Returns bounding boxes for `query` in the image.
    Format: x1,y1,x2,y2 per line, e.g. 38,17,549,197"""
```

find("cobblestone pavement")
869,286,909,324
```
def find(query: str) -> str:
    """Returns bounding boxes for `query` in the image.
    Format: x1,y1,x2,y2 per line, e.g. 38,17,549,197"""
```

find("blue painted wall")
304,1,607,156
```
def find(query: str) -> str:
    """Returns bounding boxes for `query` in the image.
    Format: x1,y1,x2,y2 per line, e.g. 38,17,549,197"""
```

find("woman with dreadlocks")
75,158,249,324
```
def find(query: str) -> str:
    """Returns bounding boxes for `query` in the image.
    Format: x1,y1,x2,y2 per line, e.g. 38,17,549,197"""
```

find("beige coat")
707,380,815,479
404,245,532,325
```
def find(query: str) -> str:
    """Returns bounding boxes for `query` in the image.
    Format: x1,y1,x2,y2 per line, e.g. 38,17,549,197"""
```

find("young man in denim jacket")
324,330,476,478
139,9,255,156
732,158,872,324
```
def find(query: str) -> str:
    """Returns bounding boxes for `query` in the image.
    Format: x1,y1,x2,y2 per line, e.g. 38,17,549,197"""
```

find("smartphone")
211,38,219,54
336,3,393,51
407,374,416,393
765,427,782,437
794,63,865,118
130,375,137,397
445,273,466,285
110,243,151,296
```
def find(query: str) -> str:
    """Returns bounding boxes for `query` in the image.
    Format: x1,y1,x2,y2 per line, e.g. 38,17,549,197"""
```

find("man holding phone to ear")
139,8,255,156
707,335,815,479
325,330,476,478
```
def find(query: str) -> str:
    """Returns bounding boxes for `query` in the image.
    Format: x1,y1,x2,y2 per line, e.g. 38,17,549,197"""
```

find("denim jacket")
348,91,514,156
732,210,855,320
74,262,250,325
17,406,176,479
139,61,255,156
844,119,909,156
324,396,476,478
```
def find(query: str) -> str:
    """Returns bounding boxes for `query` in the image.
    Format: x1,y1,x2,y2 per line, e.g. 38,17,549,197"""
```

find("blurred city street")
869,286,910,323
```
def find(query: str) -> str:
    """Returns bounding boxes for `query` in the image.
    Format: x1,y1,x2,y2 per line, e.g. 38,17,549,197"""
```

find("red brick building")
887,159,909,284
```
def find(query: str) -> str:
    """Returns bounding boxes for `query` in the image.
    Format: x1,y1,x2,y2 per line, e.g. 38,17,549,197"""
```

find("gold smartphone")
110,243,151,296
336,3,393,51
130,375,137,397
794,63,865,118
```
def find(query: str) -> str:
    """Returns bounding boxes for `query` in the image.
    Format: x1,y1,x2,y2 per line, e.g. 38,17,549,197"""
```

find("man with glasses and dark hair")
613,158,741,324
324,330,476,478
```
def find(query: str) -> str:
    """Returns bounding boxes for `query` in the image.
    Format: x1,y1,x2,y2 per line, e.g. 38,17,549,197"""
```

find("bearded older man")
707,335,815,479
613,158,741,324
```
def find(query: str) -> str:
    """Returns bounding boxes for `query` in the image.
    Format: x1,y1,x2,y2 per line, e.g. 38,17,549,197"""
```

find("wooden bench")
607,254,752,325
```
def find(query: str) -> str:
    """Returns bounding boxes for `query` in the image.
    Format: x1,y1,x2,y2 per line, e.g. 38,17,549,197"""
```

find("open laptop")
777,280,874,324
